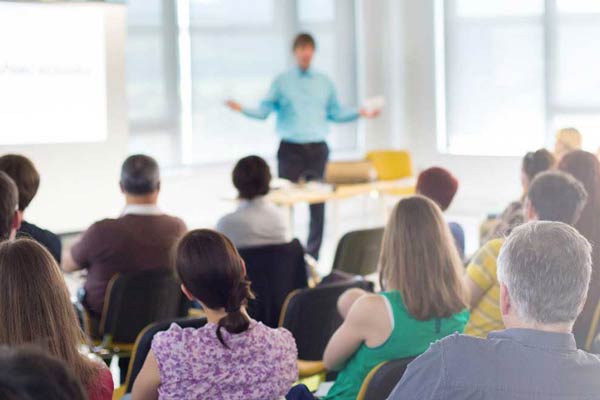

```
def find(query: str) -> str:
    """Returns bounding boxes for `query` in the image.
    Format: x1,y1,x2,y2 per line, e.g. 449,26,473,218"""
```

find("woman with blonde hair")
320,195,469,400
555,127,582,161
0,239,113,400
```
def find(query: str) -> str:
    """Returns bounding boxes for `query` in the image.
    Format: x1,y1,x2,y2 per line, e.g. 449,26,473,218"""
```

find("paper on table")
362,95,385,112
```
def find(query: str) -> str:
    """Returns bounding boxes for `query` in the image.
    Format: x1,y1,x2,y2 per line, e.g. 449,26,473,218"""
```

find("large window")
127,0,358,166
437,0,600,156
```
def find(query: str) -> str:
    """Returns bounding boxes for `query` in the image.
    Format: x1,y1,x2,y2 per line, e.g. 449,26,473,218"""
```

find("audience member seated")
464,171,587,338
131,229,298,400
482,149,555,243
0,154,62,262
0,171,20,241
416,166,465,259
62,154,187,322
217,155,289,248
389,221,600,399
554,127,582,162
317,196,468,400
0,239,113,400
559,150,600,348
0,346,87,400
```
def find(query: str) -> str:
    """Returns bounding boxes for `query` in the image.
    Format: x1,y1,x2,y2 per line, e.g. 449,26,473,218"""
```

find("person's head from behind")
175,229,254,347
521,149,555,192
526,171,587,224
415,167,459,212
555,127,582,161
0,346,86,400
120,154,160,203
0,154,40,214
0,171,20,241
558,150,600,241
293,32,316,71
379,195,467,320
497,221,591,331
232,155,271,200
0,239,98,386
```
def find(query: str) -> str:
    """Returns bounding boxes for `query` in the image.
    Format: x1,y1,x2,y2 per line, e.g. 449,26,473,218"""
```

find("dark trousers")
277,140,329,259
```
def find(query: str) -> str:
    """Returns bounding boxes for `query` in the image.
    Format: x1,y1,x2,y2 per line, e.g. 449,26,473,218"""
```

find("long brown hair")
379,195,467,320
0,239,100,387
559,150,600,281
175,229,254,347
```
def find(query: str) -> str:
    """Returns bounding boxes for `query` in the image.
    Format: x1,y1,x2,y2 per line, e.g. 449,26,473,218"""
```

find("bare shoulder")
346,293,388,324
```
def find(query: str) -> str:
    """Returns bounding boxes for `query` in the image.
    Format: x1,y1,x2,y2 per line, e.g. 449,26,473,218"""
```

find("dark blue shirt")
18,220,62,263
389,329,600,400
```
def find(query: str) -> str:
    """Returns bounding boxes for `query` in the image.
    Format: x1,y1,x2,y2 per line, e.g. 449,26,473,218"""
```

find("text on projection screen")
0,3,107,145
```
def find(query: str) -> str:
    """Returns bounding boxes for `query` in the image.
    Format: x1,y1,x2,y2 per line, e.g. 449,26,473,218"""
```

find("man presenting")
227,33,379,259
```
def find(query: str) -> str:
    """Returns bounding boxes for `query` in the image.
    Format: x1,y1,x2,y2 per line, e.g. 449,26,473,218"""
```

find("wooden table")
268,178,416,237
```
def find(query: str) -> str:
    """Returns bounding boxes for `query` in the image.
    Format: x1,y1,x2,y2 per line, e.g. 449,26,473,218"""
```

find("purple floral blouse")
151,319,298,400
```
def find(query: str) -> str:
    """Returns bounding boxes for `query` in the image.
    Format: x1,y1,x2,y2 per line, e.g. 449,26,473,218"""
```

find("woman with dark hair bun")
131,229,298,400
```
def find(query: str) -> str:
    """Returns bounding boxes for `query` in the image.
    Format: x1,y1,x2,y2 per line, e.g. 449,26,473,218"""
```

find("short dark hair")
0,172,18,241
0,346,87,400
528,171,588,224
232,156,271,200
522,149,555,182
120,154,160,195
292,32,316,50
416,167,459,211
0,155,40,211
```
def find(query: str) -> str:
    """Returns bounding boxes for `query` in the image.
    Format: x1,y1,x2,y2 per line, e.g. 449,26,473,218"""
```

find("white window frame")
435,0,600,156
128,0,360,167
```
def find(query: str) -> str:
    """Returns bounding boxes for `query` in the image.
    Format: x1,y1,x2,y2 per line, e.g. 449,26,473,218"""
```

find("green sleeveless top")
323,290,469,400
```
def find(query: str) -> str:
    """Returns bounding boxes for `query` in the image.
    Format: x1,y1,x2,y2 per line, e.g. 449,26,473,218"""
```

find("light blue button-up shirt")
242,67,359,144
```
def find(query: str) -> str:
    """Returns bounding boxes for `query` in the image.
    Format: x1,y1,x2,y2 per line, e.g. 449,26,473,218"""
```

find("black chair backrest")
332,228,384,276
100,268,184,343
124,317,207,393
239,239,308,328
280,279,374,361
362,357,415,400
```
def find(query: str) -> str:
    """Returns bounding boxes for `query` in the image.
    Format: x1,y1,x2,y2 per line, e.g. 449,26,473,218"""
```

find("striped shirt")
464,239,505,337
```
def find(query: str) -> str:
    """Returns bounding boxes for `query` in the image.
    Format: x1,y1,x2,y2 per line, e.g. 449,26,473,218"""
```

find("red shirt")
88,367,114,400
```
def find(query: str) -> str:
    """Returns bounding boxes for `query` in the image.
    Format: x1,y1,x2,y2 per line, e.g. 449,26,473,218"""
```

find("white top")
121,204,163,216
216,196,289,248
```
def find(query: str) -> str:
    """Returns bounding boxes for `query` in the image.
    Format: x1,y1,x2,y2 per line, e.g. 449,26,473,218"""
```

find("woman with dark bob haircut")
216,155,289,248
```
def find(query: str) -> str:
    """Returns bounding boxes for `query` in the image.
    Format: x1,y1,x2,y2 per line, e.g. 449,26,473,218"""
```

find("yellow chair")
356,357,416,400
366,150,413,181
366,150,415,196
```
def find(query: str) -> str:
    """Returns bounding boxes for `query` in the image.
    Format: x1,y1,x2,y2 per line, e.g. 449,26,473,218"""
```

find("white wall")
0,3,128,233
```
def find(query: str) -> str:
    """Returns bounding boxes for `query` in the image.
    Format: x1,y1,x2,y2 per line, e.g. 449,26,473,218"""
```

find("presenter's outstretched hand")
226,99,243,112
359,108,380,118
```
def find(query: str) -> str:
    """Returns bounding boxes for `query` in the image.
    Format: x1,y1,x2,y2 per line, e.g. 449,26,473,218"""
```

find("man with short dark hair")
62,154,187,320
217,155,288,248
0,171,20,241
226,33,379,259
463,171,588,338
0,154,61,261
389,221,600,399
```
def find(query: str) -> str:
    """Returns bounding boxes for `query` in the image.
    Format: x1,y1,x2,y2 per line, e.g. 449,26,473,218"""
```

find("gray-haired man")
388,221,600,400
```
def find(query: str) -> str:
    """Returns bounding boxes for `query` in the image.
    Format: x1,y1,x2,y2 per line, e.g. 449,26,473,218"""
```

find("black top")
18,220,62,263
